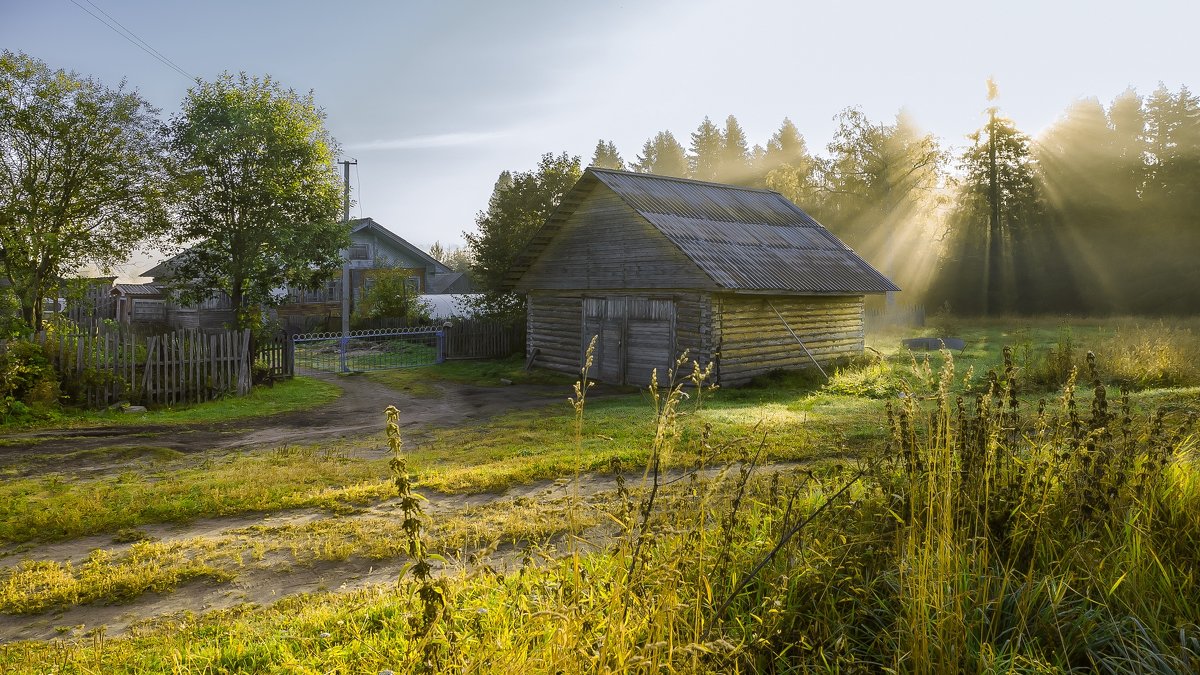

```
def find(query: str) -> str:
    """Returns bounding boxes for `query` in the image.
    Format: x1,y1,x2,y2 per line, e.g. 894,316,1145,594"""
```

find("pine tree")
632,131,688,177
718,114,750,184
688,116,722,181
464,153,581,317
590,139,625,170
934,112,1039,315
761,118,818,203
763,118,810,172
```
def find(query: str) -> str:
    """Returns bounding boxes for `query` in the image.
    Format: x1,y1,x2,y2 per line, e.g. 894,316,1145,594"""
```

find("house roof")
426,271,474,294
140,255,179,279
140,218,451,278
348,218,451,274
506,168,899,295
112,283,163,297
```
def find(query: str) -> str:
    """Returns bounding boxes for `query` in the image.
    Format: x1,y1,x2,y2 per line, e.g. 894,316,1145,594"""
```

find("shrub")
1021,324,1078,389
1095,322,1200,388
0,338,59,423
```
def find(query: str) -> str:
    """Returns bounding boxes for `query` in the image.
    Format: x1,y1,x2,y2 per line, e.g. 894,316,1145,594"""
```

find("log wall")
714,294,864,385
527,293,584,374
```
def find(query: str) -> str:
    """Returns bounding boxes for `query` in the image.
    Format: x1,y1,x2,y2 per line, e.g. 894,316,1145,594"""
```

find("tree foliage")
931,114,1041,314
632,131,688,177
482,84,1200,317
763,118,820,208
428,240,473,274
354,266,431,325
718,115,751,184
464,152,581,317
688,116,723,181
0,51,168,330
167,72,345,329
589,139,625,170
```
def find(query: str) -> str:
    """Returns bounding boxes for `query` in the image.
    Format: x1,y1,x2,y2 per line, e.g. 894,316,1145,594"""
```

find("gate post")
285,331,295,377
436,329,446,364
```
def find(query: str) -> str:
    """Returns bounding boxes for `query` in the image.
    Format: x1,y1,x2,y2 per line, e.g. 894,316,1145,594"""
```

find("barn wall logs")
713,294,864,385
526,293,583,374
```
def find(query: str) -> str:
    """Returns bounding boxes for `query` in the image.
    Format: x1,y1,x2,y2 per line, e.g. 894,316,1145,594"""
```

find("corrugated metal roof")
510,168,897,294
112,283,163,297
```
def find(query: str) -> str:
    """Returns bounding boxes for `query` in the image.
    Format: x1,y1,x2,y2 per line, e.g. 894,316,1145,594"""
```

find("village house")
506,168,898,386
127,217,472,332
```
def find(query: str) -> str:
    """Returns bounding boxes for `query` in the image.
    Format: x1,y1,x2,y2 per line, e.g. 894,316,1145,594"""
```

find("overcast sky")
2,0,1196,280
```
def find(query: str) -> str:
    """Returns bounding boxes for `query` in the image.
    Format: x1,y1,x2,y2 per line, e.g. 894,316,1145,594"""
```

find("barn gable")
516,180,716,292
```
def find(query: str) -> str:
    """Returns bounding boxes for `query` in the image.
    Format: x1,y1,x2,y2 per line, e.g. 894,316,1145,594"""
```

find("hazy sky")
2,0,1196,279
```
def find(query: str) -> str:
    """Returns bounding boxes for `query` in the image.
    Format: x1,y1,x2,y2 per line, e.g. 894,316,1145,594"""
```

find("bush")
1095,323,1200,388
1022,322,1200,391
0,338,59,423
0,287,29,338
825,351,939,398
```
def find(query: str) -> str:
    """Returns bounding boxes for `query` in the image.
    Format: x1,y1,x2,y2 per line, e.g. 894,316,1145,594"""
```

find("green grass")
367,354,575,397
0,446,392,544
409,382,873,494
0,376,342,432
0,494,596,615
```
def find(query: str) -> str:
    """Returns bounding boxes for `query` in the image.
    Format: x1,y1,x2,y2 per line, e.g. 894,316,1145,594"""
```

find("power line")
82,0,194,80
67,0,195,82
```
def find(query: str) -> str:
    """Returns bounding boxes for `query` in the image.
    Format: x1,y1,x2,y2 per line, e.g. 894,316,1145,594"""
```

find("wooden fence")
443,319,525,360
257,333,294,379
865,304,925,332
140,329,252,406
4,327,256,408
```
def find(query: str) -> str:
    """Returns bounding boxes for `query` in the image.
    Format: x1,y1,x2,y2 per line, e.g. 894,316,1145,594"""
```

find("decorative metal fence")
291,327,445,373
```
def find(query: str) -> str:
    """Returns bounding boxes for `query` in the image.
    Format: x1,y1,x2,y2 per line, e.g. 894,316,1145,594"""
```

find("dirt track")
0,372,572,474
0,373,605,642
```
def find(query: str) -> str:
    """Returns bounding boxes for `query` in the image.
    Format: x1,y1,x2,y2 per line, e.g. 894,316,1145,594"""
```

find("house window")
132,299,165,321
348,244,370,261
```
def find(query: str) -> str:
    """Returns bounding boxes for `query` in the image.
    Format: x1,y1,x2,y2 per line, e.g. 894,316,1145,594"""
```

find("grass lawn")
2,317,1199,672
366,354,576,397
0,376,342,432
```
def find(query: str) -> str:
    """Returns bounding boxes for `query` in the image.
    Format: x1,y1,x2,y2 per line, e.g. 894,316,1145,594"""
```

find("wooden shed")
506,168,898,386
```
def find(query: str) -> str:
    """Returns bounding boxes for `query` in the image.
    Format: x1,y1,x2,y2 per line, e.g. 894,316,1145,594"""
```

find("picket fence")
10,328,256,408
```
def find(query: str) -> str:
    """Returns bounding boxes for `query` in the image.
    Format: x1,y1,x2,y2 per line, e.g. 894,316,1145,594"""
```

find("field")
1,317,1198,673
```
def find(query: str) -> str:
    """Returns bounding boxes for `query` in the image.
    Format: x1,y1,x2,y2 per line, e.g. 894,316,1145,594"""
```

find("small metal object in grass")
902,337,965,351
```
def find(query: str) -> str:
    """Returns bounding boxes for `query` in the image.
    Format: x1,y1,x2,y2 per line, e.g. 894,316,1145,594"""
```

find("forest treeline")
469,84,1200,316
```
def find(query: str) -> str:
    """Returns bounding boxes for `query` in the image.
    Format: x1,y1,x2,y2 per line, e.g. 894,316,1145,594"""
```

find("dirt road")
0,372,572,475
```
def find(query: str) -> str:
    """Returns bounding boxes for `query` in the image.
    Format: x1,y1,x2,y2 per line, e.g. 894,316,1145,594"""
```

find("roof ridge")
586,166,783,196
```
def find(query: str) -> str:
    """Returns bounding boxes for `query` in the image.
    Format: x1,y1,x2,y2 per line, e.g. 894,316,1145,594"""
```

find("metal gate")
292,327,445,373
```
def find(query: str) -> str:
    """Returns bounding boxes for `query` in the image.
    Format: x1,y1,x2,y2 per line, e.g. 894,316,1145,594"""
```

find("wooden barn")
506,168,899,386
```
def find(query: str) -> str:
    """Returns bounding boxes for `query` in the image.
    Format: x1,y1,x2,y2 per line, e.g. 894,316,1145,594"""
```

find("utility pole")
985,78,1000,316
338,159,357,372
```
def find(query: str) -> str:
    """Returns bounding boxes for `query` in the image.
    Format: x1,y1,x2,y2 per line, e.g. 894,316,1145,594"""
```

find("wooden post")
766,300,828,382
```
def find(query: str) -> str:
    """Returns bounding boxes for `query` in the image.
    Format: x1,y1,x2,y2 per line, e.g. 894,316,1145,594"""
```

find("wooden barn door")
582,296,675,386
624,297,675,386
